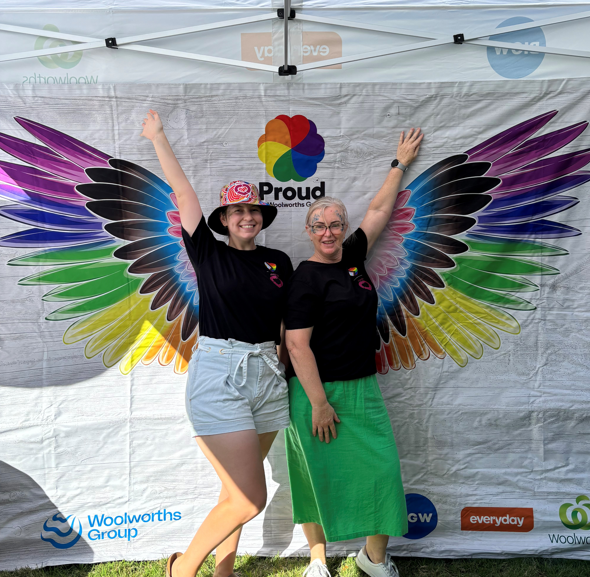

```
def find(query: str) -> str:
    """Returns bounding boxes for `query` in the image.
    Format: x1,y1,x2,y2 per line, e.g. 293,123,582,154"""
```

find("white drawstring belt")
229,348,283,387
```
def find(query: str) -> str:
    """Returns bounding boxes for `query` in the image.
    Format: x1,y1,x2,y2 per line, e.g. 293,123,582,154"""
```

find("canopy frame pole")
284,0,290,73
2,9,590,71
298,10,590,71
277,0,297,76
296,13,438,39
0,13,277,66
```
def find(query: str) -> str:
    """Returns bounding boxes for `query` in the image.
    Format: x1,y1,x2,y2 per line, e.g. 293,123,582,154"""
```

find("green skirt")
285,374,408,542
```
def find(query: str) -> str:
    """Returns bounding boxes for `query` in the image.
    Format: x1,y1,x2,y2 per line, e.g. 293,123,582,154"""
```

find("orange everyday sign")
241,32,342,69
461,507,534,532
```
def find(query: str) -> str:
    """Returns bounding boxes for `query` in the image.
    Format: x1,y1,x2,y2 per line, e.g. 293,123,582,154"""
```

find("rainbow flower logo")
348,267,358,277
258,115,325,182
265,262,277,271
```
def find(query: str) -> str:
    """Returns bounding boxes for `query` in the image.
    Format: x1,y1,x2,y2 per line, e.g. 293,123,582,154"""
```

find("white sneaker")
302,559,331,577
355,546,400,577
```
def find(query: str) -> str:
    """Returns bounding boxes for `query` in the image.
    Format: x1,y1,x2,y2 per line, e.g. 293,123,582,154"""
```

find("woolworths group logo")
41,513,82,549
40,508,182,549
35,25,83,69
560,495,590,530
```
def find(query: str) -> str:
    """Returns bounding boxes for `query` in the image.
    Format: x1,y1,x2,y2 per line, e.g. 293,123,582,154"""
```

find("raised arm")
140,110,202,236
285,327,340,443
360,128,424,252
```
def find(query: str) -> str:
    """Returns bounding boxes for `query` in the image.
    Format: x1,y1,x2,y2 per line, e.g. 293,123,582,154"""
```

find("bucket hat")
207,180,278,235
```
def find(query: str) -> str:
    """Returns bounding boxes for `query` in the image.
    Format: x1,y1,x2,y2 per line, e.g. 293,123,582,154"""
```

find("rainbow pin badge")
265,262,277,271
348,267,358,277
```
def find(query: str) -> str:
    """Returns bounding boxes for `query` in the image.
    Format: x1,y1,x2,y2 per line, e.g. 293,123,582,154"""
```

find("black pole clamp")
278,65,297,76
453,33,465,44
105,37,118,49
277,8,296,19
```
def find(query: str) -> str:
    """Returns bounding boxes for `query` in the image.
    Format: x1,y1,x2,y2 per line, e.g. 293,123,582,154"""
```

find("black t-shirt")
285,228,378,382
181,216,293,345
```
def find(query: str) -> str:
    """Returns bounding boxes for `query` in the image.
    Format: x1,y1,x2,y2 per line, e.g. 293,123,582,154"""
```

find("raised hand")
140,109,164,141
396,127,424,166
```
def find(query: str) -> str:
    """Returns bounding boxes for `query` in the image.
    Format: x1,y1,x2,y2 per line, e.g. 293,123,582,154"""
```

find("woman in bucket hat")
141,110,293,577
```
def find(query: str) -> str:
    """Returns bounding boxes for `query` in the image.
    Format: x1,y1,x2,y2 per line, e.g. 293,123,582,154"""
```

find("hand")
396,127,424,167
140,109,164,141
312,401,341,443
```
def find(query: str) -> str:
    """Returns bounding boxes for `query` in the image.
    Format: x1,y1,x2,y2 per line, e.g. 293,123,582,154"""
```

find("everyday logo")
35,24,83,69
241,32,342,69
258,115,325,182
559,495,590,530
461,507,534,532
487,17,546,78
403,493,438,540
41,513,82,549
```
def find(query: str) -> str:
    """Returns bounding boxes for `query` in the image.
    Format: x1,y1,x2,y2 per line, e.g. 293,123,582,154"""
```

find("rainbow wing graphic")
0,118,199,374
367,110,590,372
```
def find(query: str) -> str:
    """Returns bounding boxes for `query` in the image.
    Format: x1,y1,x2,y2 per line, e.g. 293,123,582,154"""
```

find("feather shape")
0,183,92,217
0,118,199,374
0,162,85,199
368,110,589,373
0,205,104,232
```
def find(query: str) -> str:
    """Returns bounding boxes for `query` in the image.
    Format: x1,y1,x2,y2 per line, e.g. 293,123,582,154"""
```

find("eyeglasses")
309,222,345,235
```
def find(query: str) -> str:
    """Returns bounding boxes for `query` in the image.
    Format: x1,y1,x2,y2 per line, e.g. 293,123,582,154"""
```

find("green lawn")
1,556,588,577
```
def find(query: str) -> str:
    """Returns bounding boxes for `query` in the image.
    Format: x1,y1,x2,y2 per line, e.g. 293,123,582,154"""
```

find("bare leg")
173,430,269,577
214,431,279,577
365,535,389,565
302,522,327,565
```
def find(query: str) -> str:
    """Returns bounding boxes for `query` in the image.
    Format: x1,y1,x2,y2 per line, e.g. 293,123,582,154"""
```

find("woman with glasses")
284,128,423,577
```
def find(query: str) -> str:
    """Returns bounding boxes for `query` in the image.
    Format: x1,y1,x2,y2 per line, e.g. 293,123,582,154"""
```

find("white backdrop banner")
1,79,590,570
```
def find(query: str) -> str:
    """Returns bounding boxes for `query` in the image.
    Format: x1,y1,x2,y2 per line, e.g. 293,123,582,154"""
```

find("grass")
1,555,589,577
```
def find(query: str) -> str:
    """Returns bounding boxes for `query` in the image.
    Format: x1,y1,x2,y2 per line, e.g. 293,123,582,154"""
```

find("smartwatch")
391,159,408,172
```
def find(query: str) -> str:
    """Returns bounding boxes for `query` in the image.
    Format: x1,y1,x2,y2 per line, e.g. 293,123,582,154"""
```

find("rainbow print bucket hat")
208,180,277,235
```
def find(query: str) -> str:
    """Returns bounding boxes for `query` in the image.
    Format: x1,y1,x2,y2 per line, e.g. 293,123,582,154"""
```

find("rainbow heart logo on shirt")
265,262,277,271
258,115,325,182
348,267,358,277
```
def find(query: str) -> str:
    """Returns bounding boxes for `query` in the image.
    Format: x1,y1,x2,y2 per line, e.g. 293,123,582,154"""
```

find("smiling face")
306,204,348,260
219,203,263,241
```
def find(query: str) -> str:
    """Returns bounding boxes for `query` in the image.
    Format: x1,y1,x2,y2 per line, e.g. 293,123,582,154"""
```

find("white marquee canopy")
2,1,590,84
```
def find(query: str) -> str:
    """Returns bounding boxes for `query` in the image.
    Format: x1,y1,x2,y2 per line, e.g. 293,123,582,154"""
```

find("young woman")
140,110,292,577
285,129,423,577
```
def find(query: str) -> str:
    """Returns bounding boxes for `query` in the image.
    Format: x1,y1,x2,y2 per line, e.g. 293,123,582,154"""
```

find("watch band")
391,159,408,172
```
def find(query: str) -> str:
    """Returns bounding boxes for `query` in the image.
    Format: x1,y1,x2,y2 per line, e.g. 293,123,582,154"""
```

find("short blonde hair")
305,197,349,229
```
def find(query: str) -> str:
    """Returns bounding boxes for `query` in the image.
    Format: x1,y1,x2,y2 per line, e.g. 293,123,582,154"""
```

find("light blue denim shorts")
185,336,290,436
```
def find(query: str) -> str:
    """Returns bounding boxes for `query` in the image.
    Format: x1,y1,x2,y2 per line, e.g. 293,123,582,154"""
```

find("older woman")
140,111,292,577
285,129,423,577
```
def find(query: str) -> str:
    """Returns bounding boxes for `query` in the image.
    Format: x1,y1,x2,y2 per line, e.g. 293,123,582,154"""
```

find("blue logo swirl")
41,513,82,549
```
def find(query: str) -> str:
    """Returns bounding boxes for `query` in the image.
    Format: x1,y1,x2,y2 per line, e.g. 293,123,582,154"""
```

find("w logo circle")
258,115,325,182
559,495,590,530
35,25,83,70
41,513,83,549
